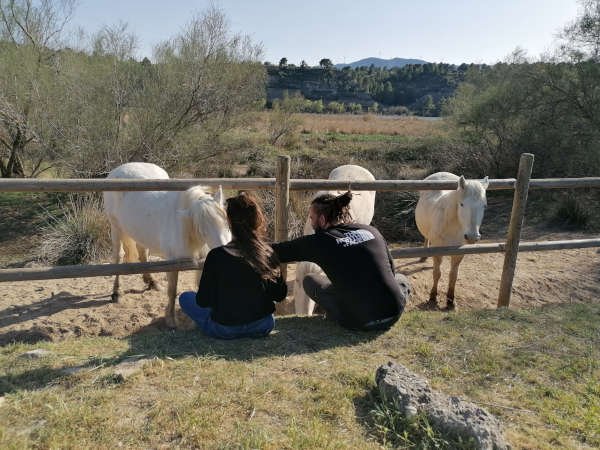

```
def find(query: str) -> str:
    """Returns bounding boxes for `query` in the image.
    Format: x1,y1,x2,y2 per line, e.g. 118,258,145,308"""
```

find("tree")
0,3,267,177
319,58,333,70
0,0,76,177
278,57,287,69
559,0,600,61
121,5,266,173
300,59,308,69
268,92,303,145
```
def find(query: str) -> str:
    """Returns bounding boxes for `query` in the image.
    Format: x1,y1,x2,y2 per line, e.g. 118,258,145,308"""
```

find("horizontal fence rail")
2,177,600,192
0,258,204,283
0,178,276,192
2,238,598,283
389,239,600,259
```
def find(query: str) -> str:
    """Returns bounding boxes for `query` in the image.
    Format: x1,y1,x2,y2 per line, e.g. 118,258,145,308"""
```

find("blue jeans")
178,291,275,339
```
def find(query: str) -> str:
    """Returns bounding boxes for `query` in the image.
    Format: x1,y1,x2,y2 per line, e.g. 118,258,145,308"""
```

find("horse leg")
419,238,430,263
428,255,442,306
165,271,178,328
136,243,160,291
446,255,464,310
294,262,317,315
110,222,122,303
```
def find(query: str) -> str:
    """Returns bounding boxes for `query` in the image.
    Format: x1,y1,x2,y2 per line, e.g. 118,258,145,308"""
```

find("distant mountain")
335,57,428,69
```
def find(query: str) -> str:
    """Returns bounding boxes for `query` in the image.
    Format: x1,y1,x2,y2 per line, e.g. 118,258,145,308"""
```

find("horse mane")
180,186,230,249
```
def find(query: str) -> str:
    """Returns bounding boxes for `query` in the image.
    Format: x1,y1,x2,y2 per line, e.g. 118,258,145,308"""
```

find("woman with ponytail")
273,191,411,332
179,192,287,339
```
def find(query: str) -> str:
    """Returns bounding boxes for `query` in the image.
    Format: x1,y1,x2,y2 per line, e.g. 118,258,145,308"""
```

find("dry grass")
251,112,449,138
298,113,448,137
37,194,111,265
0,304,598,449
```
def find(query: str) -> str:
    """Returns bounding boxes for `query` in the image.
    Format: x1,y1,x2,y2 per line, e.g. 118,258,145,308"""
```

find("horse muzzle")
464,233,481,244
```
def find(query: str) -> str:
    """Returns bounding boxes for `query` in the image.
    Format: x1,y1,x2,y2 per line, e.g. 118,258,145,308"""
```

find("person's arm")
271,234,321,263
196,250,218,308
265,273,288,303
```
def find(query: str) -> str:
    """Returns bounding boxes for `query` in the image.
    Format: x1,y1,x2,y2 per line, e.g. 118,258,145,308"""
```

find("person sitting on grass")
179,192,287,339
272,191,411,332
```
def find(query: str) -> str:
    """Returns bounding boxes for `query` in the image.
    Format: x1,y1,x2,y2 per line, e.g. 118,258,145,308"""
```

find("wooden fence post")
275,155,291,281
498,153,535,307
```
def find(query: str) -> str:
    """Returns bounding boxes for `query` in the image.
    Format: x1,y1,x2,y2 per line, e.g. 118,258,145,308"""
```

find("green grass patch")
0,304,598,448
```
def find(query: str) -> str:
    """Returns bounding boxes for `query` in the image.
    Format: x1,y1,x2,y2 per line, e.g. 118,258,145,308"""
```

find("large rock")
376,361,509,450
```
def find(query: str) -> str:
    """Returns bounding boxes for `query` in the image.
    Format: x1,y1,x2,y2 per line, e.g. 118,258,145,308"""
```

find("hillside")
266,62,483,115
335,56,429,69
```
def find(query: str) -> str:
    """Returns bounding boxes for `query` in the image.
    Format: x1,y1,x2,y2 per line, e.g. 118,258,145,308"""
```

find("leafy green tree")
268,91,303,145
347,102,362,114
326,101,344,114
278,57,287,69
319,58,333,70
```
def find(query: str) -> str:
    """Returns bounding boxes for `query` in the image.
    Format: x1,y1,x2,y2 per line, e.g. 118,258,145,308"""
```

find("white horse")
415,172,488,309
103,162,231,328
294,164,376,315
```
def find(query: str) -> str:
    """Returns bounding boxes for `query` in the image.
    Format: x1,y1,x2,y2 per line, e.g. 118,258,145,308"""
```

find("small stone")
404,404,418,417
61,365,87,376
19,349,53,359
112,357,153,379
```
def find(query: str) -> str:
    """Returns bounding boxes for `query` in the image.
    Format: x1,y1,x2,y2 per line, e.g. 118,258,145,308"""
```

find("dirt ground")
1,232,599,345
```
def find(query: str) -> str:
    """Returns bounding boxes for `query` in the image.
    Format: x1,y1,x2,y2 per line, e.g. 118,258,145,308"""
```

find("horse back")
103,163,183,256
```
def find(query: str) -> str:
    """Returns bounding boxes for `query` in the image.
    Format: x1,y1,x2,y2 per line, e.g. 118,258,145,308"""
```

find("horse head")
456,175,489,244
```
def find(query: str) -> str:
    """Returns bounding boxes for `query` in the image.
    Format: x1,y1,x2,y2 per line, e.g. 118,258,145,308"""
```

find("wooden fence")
1,153,600,308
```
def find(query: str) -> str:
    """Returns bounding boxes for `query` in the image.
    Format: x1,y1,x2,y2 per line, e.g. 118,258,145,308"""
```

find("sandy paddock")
1,235,598,344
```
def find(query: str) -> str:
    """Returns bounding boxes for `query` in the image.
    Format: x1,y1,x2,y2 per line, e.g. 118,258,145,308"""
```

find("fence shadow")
0,291,112,330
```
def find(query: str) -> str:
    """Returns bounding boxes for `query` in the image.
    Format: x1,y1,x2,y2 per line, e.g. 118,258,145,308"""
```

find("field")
0,114,599,448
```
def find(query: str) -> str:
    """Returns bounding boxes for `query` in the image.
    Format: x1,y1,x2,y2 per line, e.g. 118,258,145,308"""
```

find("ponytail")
311,191,353,225
226,192,280,281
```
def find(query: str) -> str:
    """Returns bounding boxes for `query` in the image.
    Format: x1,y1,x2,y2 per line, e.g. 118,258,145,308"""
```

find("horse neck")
439,190,463,234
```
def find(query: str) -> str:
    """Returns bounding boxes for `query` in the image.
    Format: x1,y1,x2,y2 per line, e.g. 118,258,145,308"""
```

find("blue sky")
70,0,581,65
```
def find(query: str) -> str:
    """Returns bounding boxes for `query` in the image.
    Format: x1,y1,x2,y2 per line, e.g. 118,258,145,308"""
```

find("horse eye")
460,203,464,207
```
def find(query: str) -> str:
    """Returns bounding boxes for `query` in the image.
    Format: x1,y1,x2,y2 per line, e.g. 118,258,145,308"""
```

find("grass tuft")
37,194,111,265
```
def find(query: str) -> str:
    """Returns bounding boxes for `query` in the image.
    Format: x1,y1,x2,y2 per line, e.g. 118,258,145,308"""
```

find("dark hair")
311,191,353,225
226,192,280,281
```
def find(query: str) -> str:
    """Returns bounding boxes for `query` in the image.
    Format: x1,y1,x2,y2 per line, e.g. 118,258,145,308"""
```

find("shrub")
554,193,591,229
38,194,111,265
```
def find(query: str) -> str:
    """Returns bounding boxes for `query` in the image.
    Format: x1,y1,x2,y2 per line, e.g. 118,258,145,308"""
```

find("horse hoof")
164,316,176,329
147,281,161,292
445,301,456,311
111,293,120,303
422,298,438,310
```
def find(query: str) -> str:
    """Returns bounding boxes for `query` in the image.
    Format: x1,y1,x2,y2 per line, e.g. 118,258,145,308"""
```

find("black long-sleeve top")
272,223,406,329
196,246,287,326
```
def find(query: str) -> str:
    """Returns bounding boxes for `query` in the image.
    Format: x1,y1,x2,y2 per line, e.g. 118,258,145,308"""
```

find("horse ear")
213,185,224,208
176,209,192,220
458,175,466,190
481,176,489,190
